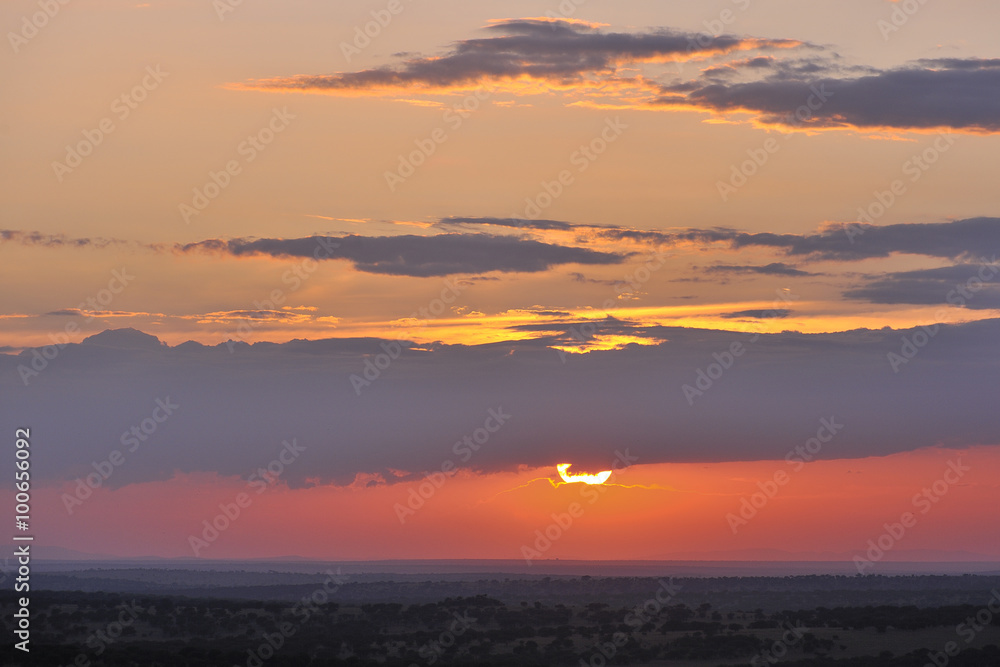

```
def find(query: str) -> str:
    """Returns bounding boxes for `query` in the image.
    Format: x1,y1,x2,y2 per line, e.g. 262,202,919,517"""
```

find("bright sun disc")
556,463,612,485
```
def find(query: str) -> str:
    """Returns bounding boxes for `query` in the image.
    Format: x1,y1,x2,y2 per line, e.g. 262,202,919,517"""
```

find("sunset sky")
2,0,999,562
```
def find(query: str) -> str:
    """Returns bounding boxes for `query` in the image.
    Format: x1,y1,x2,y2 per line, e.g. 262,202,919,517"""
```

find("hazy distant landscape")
3,560,999,666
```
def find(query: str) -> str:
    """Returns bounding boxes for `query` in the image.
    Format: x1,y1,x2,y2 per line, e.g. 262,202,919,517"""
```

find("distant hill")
28,546,147,561
81,327,164,349
653,547,1000,562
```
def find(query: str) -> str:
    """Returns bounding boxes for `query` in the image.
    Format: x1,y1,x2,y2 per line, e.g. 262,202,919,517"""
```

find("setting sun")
556,463,613,485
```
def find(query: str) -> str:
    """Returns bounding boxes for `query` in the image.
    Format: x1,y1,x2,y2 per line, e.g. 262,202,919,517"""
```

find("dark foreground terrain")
3,573,999,666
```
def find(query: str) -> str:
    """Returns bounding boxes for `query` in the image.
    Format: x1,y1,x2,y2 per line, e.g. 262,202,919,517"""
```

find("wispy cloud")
234,18,803,96
0,229,139,249
234,18,1000,134
707,262,818,277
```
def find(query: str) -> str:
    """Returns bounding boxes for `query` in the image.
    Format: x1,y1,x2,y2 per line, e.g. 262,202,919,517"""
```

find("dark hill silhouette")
80,327,164,350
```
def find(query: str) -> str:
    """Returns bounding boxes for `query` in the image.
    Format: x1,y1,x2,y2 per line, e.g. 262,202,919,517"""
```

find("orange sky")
25,445,999,561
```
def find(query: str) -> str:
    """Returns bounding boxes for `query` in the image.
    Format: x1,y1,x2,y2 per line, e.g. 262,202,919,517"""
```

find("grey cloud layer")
4,321,1000,488
844,264,1000,309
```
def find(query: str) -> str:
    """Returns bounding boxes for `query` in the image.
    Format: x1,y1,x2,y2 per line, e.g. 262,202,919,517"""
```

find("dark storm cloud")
5,320,1000,488
844,263,1000,309
661,58,1000,132
244,19,802,92
176,233,627,277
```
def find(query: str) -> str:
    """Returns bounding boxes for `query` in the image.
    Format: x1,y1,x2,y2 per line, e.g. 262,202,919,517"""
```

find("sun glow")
556,463,613,485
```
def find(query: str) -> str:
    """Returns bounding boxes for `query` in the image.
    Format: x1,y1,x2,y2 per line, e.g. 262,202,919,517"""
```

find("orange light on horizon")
556,463,612,485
